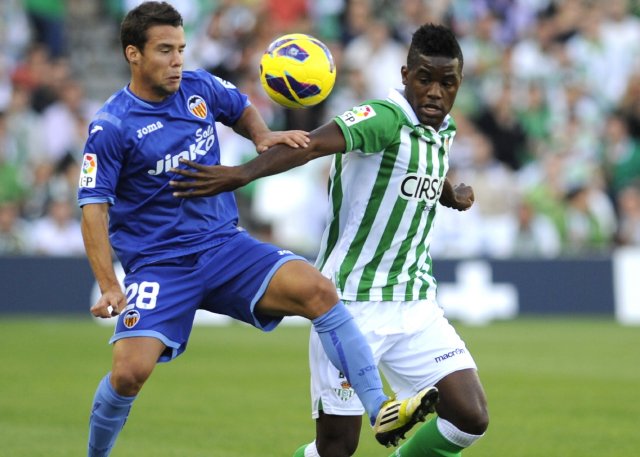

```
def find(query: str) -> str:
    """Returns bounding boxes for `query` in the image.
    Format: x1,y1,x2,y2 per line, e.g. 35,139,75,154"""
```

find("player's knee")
300,276,340,319
111,364,152,397
459,404,489,436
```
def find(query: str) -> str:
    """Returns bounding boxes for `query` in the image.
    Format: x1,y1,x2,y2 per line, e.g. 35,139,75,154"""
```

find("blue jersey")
78,69,249,272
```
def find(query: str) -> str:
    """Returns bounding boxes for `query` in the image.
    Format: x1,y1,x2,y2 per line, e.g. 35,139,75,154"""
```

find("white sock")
304,441,321,457
436,417,484,448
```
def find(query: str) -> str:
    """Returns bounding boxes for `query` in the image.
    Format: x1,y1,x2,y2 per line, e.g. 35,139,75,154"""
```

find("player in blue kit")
78,2,437,456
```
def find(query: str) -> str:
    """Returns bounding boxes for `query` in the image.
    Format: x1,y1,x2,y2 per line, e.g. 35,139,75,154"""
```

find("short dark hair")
407,23,463,71
120,1,183,59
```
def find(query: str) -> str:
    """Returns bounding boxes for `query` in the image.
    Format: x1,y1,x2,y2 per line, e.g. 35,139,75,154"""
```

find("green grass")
1,317,639,456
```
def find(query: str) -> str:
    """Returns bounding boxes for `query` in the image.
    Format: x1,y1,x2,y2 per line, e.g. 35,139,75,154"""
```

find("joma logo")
137,121,164,139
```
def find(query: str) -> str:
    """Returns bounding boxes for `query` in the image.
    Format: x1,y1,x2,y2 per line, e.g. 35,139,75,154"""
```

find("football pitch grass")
2,316,639,457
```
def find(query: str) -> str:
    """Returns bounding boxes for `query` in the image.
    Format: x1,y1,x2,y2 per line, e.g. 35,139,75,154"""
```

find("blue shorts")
110,231,305,362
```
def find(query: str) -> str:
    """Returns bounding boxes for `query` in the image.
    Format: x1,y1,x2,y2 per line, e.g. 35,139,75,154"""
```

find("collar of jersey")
387,88,450,133
124,85,178,108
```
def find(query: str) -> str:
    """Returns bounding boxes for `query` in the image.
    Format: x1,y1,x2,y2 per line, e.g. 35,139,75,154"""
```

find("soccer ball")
259,33,336,109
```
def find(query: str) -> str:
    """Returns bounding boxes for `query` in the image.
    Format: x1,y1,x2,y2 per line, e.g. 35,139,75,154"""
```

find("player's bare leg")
88,337,165,457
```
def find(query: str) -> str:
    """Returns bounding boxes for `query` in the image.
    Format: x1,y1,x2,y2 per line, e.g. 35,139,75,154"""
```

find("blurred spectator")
563,183,617,255
471,82,527,170
457,12,505,116
600,0,640,105
515,82,552,162
456,131,519,257
265,0,311,34
0,111,27,204
41,78,100,164
4,85,47,168
24,0,67,58
599,111,640,197
339,0,373,45
506,198,562,258
392,0,434,45
187,0,258,80
28,197,84,256
616,184,640,246
21,162,55,221
322,66,369,123
619,73,640,139
0,200,30,254
342,17,406,99
0,0,32,68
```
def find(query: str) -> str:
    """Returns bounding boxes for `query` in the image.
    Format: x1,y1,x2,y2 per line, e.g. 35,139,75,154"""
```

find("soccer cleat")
373,386,439,447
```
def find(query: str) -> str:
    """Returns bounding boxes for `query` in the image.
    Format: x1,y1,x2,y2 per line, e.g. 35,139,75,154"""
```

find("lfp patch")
79,153,97,188
338,105,376,126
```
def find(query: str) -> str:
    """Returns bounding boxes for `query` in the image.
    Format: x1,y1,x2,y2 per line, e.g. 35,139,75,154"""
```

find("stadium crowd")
1,0,639,259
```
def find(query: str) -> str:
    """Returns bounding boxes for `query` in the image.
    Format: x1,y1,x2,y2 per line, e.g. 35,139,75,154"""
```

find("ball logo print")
260,33,336,109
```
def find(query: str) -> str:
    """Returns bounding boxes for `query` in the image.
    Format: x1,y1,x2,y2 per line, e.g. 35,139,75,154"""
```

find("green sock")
391,418,464,457
293,444,308,457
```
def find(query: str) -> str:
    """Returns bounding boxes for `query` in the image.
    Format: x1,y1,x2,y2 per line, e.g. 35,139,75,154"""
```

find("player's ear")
125,45,140,64
401,65,408,85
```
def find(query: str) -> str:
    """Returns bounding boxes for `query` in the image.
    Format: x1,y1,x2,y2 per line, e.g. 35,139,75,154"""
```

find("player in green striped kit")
170,23,488,457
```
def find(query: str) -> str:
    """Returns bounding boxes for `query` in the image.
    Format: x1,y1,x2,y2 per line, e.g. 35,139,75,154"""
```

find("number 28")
125,281,160,310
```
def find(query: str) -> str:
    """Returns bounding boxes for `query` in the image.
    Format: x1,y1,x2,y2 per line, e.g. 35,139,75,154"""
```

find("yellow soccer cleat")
373,386,439,447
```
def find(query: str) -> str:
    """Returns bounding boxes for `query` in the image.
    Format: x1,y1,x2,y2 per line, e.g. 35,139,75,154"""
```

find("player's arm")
170,121,345,198
439,178,474,211
232,104,310,153
81,203,126,318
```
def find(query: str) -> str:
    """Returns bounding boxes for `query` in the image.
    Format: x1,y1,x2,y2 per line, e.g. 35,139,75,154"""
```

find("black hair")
120,1,183,60
407,23,463,71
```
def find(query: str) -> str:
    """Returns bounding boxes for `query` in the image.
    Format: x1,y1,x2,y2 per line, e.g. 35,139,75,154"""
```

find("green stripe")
404,141,437,297
378,131,422,300
336,148,400,293
317,155,343,271
418,143,448,296
356,189,409,298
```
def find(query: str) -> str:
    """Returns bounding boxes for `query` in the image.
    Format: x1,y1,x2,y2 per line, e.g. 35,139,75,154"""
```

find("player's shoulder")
335,99,404,129
181,69,238,90
91,88,134,130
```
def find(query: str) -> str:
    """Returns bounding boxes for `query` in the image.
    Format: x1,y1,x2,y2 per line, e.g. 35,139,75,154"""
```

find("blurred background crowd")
1,0,639,260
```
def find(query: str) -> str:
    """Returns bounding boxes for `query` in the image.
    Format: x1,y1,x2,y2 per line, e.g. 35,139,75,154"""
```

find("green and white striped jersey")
316,89,456,302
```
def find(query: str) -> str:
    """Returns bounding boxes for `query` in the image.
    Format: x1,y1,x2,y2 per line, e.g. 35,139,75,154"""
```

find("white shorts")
309,299,477,418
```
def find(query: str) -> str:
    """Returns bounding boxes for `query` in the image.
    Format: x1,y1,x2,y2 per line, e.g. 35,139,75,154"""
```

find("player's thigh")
381,313,477,400
113,257,203,362
257,260,339,319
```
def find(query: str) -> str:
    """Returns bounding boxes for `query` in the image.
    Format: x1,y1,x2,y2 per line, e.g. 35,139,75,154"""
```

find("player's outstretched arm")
232,104,310,153
439,178,474,211
170,121,345,198
81,203,126,318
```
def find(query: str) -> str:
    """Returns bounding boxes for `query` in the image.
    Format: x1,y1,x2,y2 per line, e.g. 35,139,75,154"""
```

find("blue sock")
88,373,136,457
312,302,388,424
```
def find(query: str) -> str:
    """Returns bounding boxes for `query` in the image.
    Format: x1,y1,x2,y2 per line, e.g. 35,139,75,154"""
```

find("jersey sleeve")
333,102,402,153
77,117,124,207
199,70,250,126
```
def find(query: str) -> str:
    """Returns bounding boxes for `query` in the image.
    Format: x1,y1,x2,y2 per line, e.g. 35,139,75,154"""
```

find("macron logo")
137,121,164,139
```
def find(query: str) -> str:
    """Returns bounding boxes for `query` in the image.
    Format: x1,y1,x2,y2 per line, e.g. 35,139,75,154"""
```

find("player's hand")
170,158,246,198
254,130,310,153
450,183,474,211
91,288,126,319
